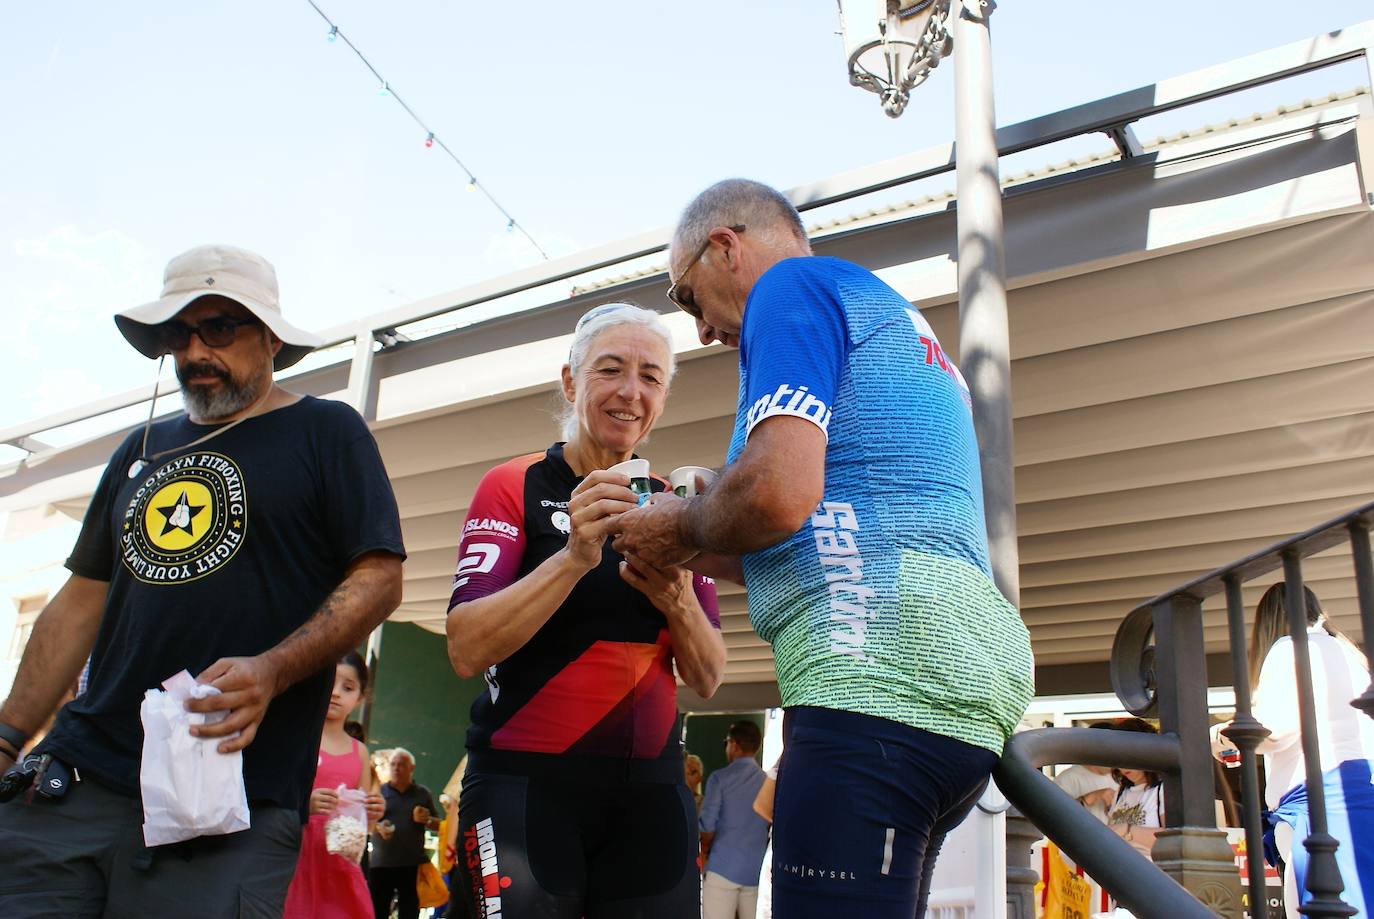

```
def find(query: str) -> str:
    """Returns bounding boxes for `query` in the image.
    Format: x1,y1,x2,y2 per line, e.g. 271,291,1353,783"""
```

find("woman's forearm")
446,548,591,678
665,596,726,698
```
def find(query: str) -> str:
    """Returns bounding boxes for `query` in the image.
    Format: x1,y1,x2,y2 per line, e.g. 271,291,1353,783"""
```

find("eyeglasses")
158,315,261,352
666,224,745,318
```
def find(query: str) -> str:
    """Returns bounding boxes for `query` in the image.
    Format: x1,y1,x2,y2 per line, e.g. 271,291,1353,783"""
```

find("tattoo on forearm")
269,575,386,690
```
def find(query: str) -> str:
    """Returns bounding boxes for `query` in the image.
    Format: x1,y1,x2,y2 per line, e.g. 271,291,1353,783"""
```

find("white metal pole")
347,324,386,734
976,781,1011,919
358,619,385,735
952,0,1019,607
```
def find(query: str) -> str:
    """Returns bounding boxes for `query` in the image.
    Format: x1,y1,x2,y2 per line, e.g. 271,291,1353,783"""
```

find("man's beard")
178,361,266,421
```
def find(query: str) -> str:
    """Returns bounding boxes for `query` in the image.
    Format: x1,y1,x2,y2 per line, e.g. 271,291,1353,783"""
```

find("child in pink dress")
284,652,384,919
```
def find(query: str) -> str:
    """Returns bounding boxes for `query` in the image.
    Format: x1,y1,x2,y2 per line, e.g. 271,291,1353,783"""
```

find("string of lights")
304,0,550,259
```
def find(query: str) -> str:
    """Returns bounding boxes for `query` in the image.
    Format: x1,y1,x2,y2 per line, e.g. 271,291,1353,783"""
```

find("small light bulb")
425,132,434,148
507,220,515,233
465,177,477,192
327,26,338,42
378,80,390,97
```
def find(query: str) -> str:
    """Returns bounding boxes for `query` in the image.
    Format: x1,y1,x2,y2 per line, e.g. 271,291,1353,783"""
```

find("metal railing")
995,728,1217,918
998,499,1374,918
1113,500,1374,917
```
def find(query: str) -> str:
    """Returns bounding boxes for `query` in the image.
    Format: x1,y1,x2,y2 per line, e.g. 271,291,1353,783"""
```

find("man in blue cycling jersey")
615,178,1034,919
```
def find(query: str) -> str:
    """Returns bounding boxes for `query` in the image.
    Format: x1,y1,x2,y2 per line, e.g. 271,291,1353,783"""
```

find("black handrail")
1000,500,1374,919
1108,499,1374,918
994,729,1215,919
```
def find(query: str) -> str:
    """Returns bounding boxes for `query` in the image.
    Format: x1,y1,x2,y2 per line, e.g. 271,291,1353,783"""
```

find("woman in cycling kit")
445,303,726,918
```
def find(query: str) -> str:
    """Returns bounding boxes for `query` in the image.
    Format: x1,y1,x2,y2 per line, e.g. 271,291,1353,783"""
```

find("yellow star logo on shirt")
142,480,215,552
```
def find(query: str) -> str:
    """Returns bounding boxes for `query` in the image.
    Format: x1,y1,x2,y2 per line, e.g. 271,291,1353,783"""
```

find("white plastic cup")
669,466,718,498
607,458,652,505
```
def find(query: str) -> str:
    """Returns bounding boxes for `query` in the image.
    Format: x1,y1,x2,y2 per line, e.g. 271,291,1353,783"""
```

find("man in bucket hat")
0,245,407,918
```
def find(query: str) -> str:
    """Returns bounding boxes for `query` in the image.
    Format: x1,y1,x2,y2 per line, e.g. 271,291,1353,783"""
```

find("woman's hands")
364,791,385,823
619,552,694,617
566,471,639,570
621,550,726,698
309,786,339,816
1111,821,1159,859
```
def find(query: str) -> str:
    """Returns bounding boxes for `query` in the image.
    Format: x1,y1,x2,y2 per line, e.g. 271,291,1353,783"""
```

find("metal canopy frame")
3,19,1372,463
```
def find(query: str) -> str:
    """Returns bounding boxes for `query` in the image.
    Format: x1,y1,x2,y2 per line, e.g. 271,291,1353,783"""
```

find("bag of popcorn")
324,785,369,862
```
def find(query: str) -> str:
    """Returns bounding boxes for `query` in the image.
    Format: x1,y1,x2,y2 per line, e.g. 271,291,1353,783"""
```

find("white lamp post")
838,0,1020,608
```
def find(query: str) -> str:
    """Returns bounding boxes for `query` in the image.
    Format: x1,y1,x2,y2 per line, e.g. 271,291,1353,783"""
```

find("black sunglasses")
158,315,261,353
666,224,745,317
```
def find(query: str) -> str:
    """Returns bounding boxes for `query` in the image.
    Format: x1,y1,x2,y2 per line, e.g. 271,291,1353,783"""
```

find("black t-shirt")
370,781,436,867
450,443,720,778
38,395,406,817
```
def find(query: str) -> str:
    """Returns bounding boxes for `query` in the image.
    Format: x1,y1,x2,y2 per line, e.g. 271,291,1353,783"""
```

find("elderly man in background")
615,179,1035,919
369,748,441,919
0,244,406,918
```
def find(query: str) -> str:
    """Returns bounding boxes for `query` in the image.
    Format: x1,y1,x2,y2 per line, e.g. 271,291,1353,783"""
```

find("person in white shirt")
1100,718,1165,861
1213,583,1374,919
1054,722,1120,824
1056,765,1119,822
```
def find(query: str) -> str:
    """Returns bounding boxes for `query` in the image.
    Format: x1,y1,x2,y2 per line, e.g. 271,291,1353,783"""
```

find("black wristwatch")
0,723,29,756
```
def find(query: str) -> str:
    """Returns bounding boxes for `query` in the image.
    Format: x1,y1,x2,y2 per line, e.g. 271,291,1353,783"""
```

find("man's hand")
186,655,283,754
309,786,340,816
613,494,697,569
1081,787,1116,809
412,804,431,825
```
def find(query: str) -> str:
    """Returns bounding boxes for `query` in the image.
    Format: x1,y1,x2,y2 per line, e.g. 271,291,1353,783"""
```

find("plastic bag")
139,669,251,846
1044,842,1093,919
325,785,369,862
417,860,450,908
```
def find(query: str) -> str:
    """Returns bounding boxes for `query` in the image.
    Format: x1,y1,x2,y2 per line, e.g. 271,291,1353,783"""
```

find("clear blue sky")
3,1,1371,437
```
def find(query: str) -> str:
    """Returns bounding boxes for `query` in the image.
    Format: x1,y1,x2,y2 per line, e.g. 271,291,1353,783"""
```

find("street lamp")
837,0,1020,608
838,0,953,118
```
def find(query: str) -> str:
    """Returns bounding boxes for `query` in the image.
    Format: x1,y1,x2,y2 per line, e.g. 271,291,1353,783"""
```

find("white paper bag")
139,669,251,846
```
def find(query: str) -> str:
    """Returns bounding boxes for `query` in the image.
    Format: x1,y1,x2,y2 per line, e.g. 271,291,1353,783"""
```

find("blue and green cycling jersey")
726,257,1034,754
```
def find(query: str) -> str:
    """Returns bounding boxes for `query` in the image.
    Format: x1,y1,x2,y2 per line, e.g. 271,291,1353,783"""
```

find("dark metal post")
1347,520,1374,719
1220,574,1270,919
1003,807,1040,919
1151,595,1245,915
1280,552,1356,916
1153,596,1221,825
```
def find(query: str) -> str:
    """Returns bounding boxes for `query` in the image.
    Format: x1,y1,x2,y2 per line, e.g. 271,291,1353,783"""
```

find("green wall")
367,621,486,797
684,711,766,785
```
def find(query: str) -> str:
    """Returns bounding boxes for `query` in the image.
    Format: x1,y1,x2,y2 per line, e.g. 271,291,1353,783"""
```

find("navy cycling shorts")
771,706,997,919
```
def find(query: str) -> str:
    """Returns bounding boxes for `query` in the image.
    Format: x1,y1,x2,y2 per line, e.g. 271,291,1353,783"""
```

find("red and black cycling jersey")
449,443,720,770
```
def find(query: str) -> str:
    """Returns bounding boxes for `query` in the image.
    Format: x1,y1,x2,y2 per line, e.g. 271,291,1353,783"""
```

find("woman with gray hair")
445,302,726,918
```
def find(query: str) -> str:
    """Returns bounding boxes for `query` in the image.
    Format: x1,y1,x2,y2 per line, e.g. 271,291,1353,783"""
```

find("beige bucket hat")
114,244,323,370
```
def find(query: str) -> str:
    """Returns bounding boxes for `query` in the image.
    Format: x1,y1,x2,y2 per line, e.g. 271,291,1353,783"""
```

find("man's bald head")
670,178,810,275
